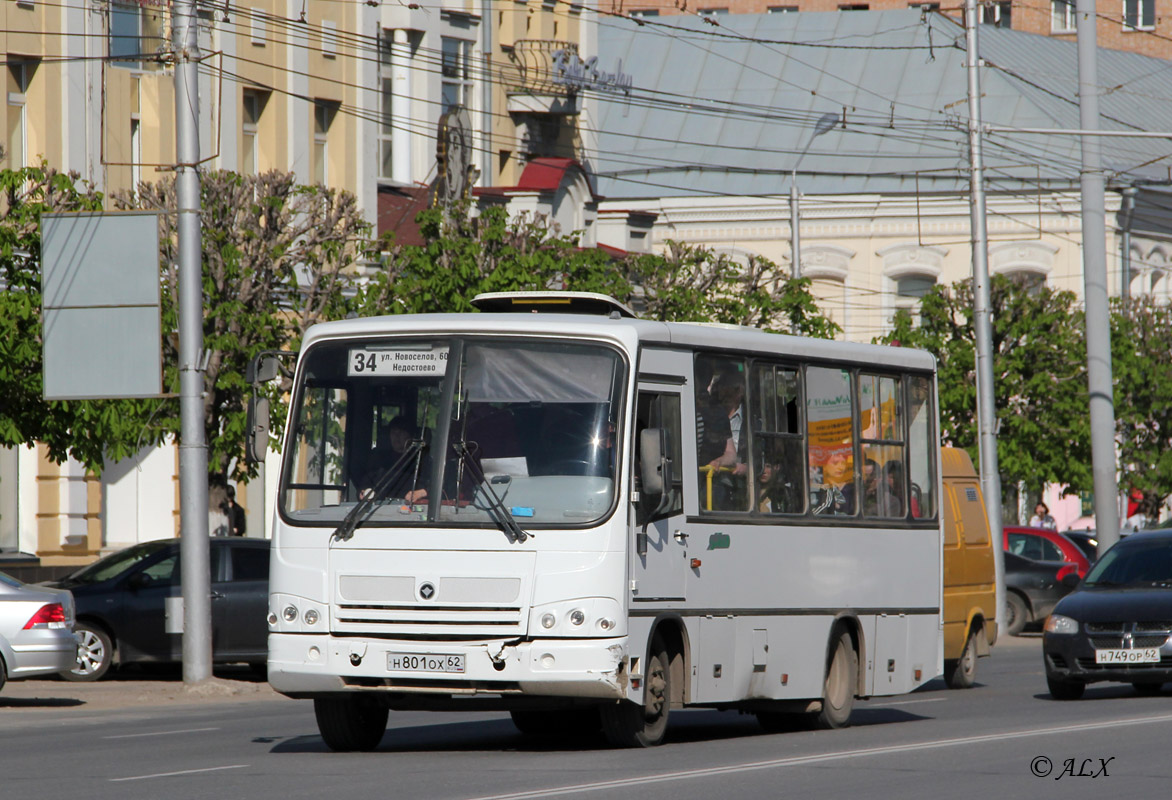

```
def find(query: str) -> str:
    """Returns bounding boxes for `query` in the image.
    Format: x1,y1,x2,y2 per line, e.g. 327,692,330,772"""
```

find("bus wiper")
333,441,423,542
453,442,531,544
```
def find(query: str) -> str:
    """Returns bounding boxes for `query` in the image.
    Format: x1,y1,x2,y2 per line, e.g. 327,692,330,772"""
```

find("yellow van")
940,447,998,688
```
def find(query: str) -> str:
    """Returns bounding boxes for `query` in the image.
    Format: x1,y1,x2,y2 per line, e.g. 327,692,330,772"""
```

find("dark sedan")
1043,530,1172,699
1004,551,1077,636
49,538,270,681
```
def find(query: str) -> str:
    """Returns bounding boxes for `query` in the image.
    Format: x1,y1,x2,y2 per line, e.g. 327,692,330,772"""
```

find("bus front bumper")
268,633,629,701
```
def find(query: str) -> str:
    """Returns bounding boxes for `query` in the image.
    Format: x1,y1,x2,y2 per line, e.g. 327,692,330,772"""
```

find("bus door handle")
673,530,689,543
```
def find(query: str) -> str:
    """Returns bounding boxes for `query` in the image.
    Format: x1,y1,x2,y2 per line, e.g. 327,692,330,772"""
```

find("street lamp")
790,112,839,280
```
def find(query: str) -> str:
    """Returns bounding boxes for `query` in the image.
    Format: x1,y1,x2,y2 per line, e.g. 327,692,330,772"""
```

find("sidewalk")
0,666,282,713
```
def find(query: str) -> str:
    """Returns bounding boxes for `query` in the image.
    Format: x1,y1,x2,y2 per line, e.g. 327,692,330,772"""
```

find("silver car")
0,570,76,690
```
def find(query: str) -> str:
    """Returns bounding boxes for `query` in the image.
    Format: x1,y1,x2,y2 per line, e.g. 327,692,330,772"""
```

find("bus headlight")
283,605,299,622
541,613,557,629
597,618,615,632
304,609,320,625
568,609,586,626
530,599,622,637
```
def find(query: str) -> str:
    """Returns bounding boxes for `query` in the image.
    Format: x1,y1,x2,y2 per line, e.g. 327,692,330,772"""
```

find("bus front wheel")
314,696,388,752
601,636,670,747
812,629,857,730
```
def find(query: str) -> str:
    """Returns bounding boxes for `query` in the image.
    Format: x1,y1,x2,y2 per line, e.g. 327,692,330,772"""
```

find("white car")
0,570,76,691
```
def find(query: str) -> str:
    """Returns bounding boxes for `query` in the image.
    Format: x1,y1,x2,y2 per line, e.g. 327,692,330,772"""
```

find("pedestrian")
228,485,247,537
1029,501,1056,530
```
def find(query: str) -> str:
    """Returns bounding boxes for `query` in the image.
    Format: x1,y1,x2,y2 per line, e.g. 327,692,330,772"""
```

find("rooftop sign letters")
552,50,633,96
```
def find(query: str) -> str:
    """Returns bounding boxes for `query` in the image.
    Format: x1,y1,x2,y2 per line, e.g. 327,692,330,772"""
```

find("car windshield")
1083,538,1172,587
59,540,172,585
282,336,626,528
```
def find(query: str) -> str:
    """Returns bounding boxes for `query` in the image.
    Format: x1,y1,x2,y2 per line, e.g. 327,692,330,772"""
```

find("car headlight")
1044,614,1079,635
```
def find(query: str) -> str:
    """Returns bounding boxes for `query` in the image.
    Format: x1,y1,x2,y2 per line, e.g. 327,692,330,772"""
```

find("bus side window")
806,366,855,516
635,392,683,520
750,363,805,515
694,354,749,512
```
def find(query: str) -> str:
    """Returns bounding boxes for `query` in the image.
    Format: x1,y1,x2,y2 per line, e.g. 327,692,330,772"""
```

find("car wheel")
62,622,113,682
1133,681,1164,696
1005,593,1029,637
945,630,979,689
1047,675,1085,700
0,655,7,693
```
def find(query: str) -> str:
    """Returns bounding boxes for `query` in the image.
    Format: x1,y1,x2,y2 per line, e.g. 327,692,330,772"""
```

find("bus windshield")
281,336,625,528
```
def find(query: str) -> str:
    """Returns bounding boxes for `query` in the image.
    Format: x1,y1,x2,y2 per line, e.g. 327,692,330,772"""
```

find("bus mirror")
247,354,280,385
246,396,270,464
639,428,667,496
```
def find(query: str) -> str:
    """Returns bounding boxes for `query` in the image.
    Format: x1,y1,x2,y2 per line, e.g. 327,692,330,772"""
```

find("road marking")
104,727,219,740
110,764,249,782
464,712,1172,800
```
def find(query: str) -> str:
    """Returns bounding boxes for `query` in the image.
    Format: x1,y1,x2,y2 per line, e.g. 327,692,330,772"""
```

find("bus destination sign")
347,347,449,377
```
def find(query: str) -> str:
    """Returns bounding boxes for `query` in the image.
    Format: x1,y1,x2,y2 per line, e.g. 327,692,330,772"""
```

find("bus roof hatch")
470,291,637,319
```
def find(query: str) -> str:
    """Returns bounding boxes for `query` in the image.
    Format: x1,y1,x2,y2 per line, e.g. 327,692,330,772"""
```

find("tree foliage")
355,204,628,315
883,274,1091,497
1111,296,1172,518
112,170,377,482
629,241,840,337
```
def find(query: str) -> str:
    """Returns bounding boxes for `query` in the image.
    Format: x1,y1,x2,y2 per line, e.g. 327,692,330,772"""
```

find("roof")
594,10,1172,199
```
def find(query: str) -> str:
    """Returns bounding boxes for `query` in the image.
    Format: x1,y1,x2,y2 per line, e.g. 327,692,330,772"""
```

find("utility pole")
790,176,802,280
964,0,1005,628
1076,0,1121,551
174,0,212,683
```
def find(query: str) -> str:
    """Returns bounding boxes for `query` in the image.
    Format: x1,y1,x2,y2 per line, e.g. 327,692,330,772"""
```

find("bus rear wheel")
601,636,670,747
314,696,388,752
811,629,857,730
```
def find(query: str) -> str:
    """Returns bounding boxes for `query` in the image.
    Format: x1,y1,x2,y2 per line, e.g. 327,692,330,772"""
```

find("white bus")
262,291,943,750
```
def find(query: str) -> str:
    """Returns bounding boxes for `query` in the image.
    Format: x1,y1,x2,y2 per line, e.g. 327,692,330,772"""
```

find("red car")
1003,526,1091,579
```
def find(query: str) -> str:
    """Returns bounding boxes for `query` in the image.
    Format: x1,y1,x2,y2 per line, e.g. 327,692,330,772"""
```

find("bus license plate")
1094,648,1160,665
387,652,465,673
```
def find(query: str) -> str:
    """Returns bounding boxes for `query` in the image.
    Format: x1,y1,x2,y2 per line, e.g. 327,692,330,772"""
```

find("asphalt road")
3,635,1170,800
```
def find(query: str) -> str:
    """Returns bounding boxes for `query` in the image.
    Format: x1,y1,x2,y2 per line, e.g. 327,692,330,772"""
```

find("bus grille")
333,603,526,638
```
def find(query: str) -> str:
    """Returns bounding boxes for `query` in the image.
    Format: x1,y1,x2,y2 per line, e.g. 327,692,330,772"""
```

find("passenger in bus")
880,460,907,517
860,458,881,516
359,416,429,503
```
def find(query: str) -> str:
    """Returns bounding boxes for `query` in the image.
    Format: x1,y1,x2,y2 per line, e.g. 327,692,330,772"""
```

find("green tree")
0,165,161,469
113,170,377,483
356,204,627,315
360,208,838,338
629,241,840,338
1112,296,1172,520
883,274,1091,500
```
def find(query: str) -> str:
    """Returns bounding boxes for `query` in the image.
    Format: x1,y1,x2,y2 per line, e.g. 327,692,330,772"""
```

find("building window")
699,7,729,15
1124,0,1155,29
441,37,472,112
110,0,166,69
909,2,940,9
839,3,870,8
321,20,337,58
767,6,799,12
250,7,267,46
313,100,338,186
1051,0,1076,31
6,60,33,169
242,89,267,176
980,1,1012,26
629,8,660,16
379,33,394,180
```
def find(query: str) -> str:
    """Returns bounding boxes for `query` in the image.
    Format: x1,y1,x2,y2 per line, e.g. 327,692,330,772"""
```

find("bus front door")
632,384,689,603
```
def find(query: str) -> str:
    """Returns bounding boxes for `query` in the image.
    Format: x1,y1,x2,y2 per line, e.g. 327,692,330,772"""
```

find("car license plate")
387,652,465,673
1094,648,1161,664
